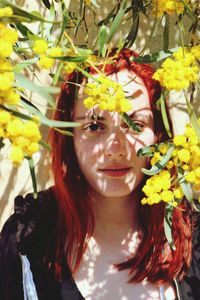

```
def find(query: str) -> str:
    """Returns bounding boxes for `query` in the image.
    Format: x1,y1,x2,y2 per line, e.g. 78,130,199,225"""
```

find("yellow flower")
48,47,62,57
23,121,41,142
159,144,168,154
32,39,48,55
0,60,13,72
25,142,39,156
7,118,23,137
38,55,54,69
64,62,77,74
0,109,11,124
9,145,24,165
83,76,131,113
0,40,13,58
166,160,173,169
152,0,185,17
178,149,191,163
191,45,200,60
150,152,162,166
173,135,187,146
0,72,15,91
174,187,183,199
161,190,174,203
185,171,196,183
0,7,13,17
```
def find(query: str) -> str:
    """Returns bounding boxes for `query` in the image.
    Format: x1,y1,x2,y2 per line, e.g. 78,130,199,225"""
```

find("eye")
121,120,145,132
83,122,105,132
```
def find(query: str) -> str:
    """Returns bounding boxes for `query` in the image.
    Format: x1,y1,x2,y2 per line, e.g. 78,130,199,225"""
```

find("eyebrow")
74,115,106,121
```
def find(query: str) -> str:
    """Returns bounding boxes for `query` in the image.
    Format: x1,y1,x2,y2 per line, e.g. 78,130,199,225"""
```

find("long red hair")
49,48,192,283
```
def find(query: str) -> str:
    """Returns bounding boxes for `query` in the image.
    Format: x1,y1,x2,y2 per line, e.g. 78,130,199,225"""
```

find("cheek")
134,130,156,151
73,135,103,167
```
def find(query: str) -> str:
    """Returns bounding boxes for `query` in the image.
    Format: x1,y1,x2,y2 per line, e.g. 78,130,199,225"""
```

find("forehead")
73,69,152,119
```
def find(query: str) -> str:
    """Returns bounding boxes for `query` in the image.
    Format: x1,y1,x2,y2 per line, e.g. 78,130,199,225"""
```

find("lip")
99,166,132,177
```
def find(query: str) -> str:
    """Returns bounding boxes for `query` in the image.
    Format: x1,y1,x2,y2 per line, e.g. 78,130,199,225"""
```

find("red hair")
49,48,192,283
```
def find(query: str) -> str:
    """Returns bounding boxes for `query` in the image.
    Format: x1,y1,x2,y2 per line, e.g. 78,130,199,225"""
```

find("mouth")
98,167,132,177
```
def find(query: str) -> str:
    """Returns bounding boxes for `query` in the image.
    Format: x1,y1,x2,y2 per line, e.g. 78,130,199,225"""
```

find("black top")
0,187,200,300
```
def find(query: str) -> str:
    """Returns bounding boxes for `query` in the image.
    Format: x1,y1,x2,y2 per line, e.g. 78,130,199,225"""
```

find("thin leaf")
16,23,35,39
142,144,174,176
163,13,169,51
52,62,63,85
91,0,100,8
124,13,139,48
164,204,176,250
178,166,193,202
14,58,39,73
137,145,154,157
53,55,89,62
54,128,74,136
121,112,142,133
57,2,69,43
27,157,37,199
44,1,55,40
98,25,109,57
39,139,51,151
160,93,172,137
131,48,178,63
107,0,128,43
15,73,57,107
0,137,5,150
42,0,51,9
0,0,57,23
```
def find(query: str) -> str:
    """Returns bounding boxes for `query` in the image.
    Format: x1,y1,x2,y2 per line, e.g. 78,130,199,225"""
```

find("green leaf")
39,139,51,151
14,58,39,73
163,13,169,51
90,0,100,8
164,204,176,250
121,112,142,133
0,137,5,150
15,73,57,107
42,0,51,9
15,23,36,39
98,25,109,57
57,2,69,43
124,13,139,48
131,48,178,63
177,166,193,202
160,93,172,137
54,128,74,136
20,99,80,128
53,55,89,62
106,0,128,43
52,62,64,86
27,157,37,199
142,144,174,176
43,1,55,40
137,145,154,157
0,0,58,23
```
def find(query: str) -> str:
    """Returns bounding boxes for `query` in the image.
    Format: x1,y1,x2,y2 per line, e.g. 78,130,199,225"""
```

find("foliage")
0,0,200,246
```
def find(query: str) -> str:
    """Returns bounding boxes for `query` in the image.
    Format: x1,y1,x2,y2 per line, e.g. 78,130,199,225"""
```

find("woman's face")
73,69,156,198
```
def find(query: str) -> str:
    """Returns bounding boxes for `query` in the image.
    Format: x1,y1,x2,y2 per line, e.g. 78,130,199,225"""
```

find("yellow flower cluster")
32,39,63,69
0,6,13,17
83,76,132,113
141,121,200,206
0,11,19,105
152,0,185,16
141,170,183,206
153,46,199,90
0,109,41,165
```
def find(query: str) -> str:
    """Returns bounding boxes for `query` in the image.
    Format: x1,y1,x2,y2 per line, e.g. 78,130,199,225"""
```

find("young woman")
0,48,199,300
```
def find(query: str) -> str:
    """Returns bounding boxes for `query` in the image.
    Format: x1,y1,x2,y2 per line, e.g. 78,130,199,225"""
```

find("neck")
88,188,140,247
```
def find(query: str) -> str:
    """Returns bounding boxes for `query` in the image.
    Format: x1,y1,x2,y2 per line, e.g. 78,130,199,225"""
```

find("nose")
104,130,126,159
